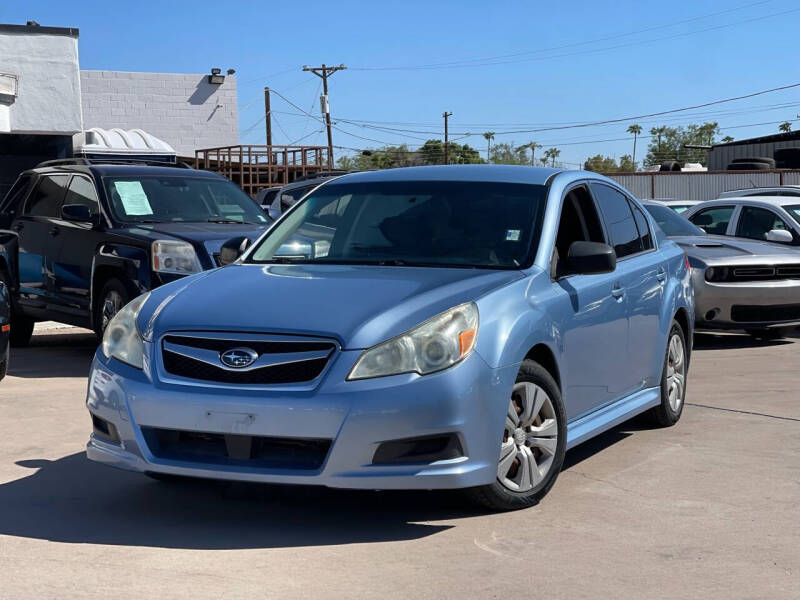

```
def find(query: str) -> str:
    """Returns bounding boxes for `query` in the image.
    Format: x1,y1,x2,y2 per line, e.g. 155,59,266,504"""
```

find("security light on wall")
208,68,225,85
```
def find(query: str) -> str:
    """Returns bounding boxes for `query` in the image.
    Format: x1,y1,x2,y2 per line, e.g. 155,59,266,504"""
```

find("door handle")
656,267,667,282
49,225,60,237
611,283,625,299
12,222,23,232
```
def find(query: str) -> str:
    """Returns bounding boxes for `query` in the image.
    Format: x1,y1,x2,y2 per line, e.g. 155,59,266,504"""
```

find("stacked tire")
726,157,775,171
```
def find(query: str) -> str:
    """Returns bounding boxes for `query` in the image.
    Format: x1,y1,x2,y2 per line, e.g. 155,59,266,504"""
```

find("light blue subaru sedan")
86,166,693,510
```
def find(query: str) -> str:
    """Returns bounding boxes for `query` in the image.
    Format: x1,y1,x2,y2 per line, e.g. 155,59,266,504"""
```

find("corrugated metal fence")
607,170,800,201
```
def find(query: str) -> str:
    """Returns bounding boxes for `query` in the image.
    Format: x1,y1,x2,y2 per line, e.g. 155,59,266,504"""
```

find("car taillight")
684,252,690,270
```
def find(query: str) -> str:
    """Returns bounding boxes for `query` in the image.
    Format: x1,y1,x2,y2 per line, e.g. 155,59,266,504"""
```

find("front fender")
91,243,152,307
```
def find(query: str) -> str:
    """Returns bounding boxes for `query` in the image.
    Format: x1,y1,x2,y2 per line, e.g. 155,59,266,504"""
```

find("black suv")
0,159,271,346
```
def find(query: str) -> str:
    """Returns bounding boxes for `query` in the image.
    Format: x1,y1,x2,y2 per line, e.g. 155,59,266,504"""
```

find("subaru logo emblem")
220,347,258,369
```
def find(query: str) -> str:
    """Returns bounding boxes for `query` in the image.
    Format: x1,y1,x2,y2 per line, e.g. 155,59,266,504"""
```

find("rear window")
644,204,705,237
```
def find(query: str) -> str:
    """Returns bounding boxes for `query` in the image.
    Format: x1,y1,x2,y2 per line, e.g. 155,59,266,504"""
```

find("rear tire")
465,360,566,511
649,320,688,427
746,327,792,341
93,278,131,339
0,268,35,347
0,345,8,381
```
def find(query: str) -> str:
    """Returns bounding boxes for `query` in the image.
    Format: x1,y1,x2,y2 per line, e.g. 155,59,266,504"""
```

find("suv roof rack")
35,158,192,169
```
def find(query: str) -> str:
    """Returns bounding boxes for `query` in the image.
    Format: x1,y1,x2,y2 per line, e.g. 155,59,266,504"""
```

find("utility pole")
303,63,346,169
443,111,453,165
264,87,272,147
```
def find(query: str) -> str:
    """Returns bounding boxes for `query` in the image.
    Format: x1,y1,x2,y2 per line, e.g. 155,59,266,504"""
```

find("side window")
689,206,734,235
64,176,100,215
553,185,605,276
24,175,70,218
280,185,314,212
0,175,32,217
591,183,642,259
629,201,654,250
736,206,791,241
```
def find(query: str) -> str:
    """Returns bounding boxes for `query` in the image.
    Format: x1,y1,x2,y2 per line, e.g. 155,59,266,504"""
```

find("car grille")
141,427,331,470
724,264,800,282
730,304,800,323
161,333,336,385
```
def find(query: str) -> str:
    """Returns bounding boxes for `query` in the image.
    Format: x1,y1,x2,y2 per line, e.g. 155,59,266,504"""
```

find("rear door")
591,183,664,396
11,174,69,310
688,204,737,236
51,174,105,317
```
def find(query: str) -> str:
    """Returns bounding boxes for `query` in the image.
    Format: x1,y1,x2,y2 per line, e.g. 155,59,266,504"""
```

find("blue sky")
3,0,799,166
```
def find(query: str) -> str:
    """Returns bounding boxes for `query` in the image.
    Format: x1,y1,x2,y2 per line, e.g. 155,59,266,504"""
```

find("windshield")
786,205,800,226
104,175,269,224
247,180,548,269
644,203,706,237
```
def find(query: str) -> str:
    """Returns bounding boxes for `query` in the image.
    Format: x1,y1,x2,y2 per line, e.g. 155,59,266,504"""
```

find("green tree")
489,142,529,165
721,135,734,143
482,132,495,161
528,141,542,165
419,139,482,165
584,155,620,172
779,121,792,133
618,154,635,172
626,124,642,170
645,122,720,166
544,147,561,167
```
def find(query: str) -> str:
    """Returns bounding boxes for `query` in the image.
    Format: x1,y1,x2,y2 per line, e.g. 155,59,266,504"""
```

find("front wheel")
0,345,8,381
465,360,567,511
649,320,688,427
93,278,131,339
0,269,34,347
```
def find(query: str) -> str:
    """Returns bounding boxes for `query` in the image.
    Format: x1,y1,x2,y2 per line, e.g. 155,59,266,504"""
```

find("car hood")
141,264,524,349
670,235,800,264
115,222,268,256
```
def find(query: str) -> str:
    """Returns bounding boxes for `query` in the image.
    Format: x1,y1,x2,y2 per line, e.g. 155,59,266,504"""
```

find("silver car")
644,201,800,340
683,197,800,246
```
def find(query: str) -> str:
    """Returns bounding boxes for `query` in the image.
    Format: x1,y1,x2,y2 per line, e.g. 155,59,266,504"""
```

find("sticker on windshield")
114,181,153,215
505,229,521,241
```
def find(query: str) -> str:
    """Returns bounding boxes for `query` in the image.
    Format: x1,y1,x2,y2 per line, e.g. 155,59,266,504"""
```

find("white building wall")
0,26,82,134
80,71,239,157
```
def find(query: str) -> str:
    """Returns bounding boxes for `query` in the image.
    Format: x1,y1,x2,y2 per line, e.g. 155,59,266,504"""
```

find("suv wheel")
649,320,688,427
94,278,131,338
0,268,35,347
466,360,566,511
0,345,8,380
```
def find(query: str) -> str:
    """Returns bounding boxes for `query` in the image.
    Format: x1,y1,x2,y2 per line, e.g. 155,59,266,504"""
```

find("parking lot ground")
0,328,798,599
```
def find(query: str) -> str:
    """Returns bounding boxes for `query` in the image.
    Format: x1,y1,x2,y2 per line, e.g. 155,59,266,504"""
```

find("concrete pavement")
0,328,798,599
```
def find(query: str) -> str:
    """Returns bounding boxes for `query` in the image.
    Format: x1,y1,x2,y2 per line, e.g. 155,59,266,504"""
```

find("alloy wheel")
101,290,124,332
666,332,686,412
498,381,559,492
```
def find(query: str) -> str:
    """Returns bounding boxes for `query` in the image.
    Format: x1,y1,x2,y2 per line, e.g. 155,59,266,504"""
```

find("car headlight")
101,292,150,369
348,302,479,380
705,266,729,282
152,240,202,275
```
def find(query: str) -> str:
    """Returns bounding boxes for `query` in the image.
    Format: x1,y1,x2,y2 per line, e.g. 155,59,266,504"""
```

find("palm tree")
779,121,792,133
539,157,548,166
626,124,642,169
544,147,561,167
650,126,667,158
722,136,734,143
483,132,495,162
529,141,543,165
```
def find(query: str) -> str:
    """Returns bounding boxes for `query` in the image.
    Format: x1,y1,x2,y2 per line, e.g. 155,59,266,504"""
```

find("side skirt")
565,387,661,450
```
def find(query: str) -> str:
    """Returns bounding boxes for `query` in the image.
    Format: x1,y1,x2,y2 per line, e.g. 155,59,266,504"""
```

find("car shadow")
0,420,641,550
692,331,793,351
7,331,97,378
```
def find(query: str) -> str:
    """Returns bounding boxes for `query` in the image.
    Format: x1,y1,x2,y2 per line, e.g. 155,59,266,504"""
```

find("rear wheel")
466,360,566,511
0,345,8,380
746,327,792,341
0,268,34,347
93,278,131,339
649,320,687,427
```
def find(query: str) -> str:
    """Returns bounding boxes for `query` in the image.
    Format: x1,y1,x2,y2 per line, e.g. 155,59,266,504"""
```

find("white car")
683,197,800,246
651,199,703,214
717,186,800,199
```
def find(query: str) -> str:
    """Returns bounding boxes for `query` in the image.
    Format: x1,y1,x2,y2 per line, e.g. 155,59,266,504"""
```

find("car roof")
693,196,794,208
279,175,342,191
329,165,564,186
26,163,223,179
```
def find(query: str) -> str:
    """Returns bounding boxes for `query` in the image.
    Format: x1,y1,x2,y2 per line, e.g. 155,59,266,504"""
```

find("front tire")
0,345,8,381
466,360,566,511
0,268,34,347
649,320,688,427
93,278,131,339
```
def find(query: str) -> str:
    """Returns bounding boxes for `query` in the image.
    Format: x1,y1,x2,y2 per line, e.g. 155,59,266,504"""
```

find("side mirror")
61,204,98,224
564,241,616,276
766,229,793,243
219,236,251,266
